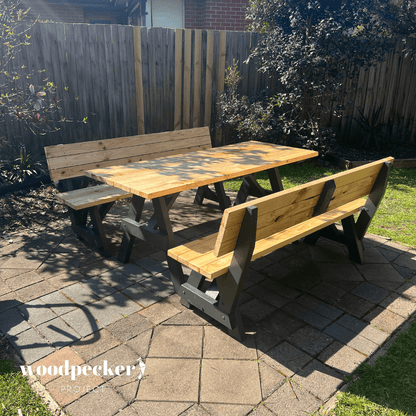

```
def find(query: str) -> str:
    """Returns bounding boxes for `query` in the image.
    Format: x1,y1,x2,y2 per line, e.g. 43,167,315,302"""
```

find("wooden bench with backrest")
167,157,394,340
44,127,213,256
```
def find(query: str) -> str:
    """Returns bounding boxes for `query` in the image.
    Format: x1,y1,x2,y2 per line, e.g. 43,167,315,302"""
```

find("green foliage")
0,0,62,140
366,167,416,248
218,0,416,154
223,162,337,191
0,360,52,415
346,319,416,413
324,393,408,415
0,142,45,184
319,319,416,415
218,61,281,143
353,106,389,150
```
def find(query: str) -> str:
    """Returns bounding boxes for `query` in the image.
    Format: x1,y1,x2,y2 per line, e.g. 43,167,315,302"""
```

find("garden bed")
325,142,416,169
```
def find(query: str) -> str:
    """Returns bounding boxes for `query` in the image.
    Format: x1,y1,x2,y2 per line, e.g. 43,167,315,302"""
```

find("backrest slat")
214,157,393,257
44,127,211,181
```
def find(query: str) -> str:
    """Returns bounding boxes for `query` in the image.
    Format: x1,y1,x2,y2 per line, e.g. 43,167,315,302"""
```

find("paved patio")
1,190,416,416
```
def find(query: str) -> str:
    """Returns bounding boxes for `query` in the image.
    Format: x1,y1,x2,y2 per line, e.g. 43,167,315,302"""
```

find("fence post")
214,30,227,147
134,26,145,135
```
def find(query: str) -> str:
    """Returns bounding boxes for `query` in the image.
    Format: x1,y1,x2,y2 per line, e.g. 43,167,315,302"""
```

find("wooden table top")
86,141,318,200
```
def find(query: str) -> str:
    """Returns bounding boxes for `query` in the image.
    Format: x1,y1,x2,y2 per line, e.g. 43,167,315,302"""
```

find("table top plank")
86,141,318,200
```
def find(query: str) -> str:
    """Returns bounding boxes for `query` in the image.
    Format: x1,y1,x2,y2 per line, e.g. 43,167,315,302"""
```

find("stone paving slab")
1,191,416,416
261,341,313,377
136,358,200,402
65,385,127,416
200,359,262,405
264,381,323,415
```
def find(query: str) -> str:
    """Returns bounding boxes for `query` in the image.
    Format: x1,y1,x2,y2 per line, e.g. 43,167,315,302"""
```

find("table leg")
235,168,284,205
118,194,179,263
267,167,284,192
118,195,145,263
193,183,231,212
152,197,176,248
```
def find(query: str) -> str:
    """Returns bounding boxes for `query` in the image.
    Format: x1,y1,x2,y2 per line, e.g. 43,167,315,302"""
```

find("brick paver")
37,316,81,348
1,193,416,416
0,307,31,336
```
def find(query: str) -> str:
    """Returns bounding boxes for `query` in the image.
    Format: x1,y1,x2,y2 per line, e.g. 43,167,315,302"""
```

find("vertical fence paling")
3,23,416,155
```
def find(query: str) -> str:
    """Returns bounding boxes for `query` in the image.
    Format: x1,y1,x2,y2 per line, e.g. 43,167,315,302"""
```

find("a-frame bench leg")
305,162,392,264
68,203,114,257
304,179,336,245
341,215,364,263
118,195,145,263
89,205,112,257
168,206,258,341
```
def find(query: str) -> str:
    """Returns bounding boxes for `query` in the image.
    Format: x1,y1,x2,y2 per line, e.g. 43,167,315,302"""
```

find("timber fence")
2,23,274,154
2,23,416,156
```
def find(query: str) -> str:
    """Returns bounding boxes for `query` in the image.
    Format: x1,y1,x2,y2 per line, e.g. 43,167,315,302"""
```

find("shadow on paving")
0,193,415,415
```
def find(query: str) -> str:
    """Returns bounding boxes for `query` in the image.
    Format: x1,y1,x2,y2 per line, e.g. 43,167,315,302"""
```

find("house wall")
23,0,128,24
185,0,249,31
24,0,85,23
83,10,121,24
146,0,185,28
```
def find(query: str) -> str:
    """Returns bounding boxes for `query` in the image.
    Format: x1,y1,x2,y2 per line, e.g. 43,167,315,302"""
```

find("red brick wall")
185,0,249,31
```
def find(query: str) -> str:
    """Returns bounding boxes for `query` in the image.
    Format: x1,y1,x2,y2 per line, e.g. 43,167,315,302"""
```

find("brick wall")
185,0,249,31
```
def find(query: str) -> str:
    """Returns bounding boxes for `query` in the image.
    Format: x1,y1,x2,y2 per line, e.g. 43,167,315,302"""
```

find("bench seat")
44,127,213,256
56,184,132,210
169,199,365,280
167,157,394,341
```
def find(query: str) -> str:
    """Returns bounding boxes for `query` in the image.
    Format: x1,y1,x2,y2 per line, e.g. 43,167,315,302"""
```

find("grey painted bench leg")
118,195,145,263
168,206,258,341
119,194,179,263
304,162,392,264
342,215,364,263
68,203,113,257
356,162,392,240
89,206,112,257
303,180,336,245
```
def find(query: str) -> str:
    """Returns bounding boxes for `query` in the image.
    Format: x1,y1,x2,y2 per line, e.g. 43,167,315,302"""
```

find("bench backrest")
214,157,394,257
44,127,212,182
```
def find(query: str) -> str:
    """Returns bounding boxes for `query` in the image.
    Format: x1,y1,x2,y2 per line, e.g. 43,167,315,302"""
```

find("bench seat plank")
214,157,393,257
57,184,132,210
45,127,211,158
168,199,365,280
44,126,214,257
45,127,212,181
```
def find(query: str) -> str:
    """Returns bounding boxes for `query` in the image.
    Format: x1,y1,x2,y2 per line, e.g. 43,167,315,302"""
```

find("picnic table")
86,140,318,263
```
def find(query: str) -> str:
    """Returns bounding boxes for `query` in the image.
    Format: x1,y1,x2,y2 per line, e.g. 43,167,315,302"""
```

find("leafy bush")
0,141,46,184
0,0,63,139
217,62,281,143
353,106,390,150
218,0,416,155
